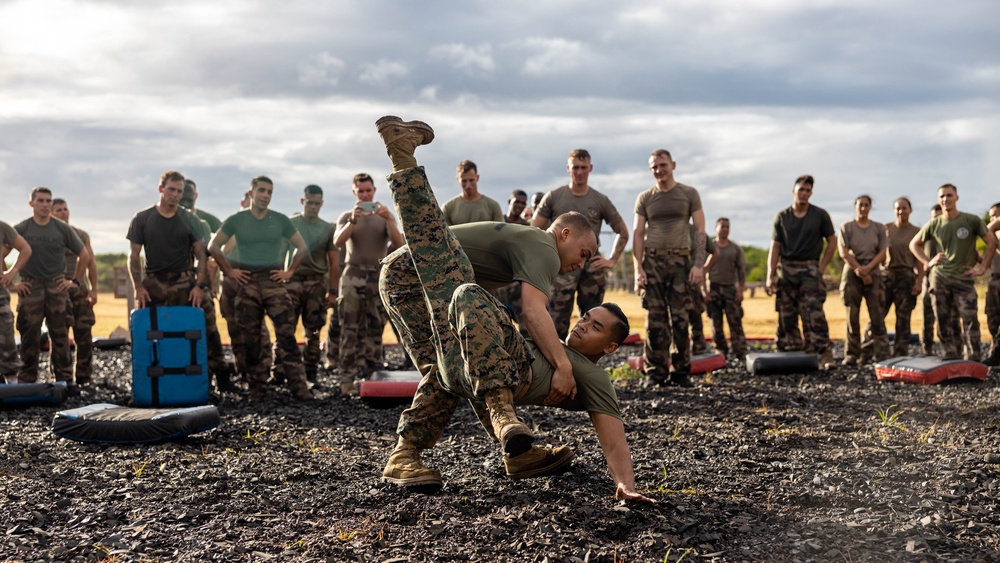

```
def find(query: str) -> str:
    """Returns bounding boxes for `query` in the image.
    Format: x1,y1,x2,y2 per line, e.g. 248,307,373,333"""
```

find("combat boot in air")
504,445,575,479
485,387,534,457
376,116,434,172
382,438,443,494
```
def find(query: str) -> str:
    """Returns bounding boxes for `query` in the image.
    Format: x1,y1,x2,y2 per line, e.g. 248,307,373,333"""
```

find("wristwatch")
71,278,81,286
197,282,211,291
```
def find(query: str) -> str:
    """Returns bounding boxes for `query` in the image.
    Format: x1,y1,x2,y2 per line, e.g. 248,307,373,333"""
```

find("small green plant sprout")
132,459,150,478
877,404,907,430
662,547,694,562
918,416,940,443
755,401,769,414
609,365,644,381
671,421,682,439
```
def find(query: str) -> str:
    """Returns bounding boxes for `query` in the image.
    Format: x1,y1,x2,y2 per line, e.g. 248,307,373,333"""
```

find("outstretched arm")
590,412,656,504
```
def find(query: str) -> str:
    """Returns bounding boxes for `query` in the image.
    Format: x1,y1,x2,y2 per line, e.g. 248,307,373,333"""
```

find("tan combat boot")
381,438,443,493
504,445,575,479
819,349,836,371
485,387,534,457
375,116,435,172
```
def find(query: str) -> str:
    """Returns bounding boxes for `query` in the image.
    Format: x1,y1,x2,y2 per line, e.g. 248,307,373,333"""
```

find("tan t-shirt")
634,183,702,249
535,185,623,250
838,220,888,264
442,195,504,226
63,225,91,290
709,240,746,286
1,221,18,275
885,222,920,270
337,211,391,268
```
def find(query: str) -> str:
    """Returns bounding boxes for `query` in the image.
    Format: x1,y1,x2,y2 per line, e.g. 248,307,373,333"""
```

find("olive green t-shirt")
518,340,622,419
635,183,703,249
838,220,888,264
220,209,297,271
917,211,987,279
709,241,746,286
195,208,222,234
536,185,623,250
885,222,920,270
289,214,335,276
451,222,559,294
442,195,504,226
15,217,84,279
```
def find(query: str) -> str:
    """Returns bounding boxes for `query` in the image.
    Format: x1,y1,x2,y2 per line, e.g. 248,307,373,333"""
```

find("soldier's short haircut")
531,192,545,207
185,178,197,191
550,211,594,237
159,171,185,186
303,184,323,196
894,197,912,209
52,198,67,206
599,302,630,346
795,175,815,187
991,202,1000,211
568,149,591,162
251,176,273,189
353,173,374,187
716,217,730,226
938,183,958,194
855,194,872,205
931,204,942,212
509,189,527,203
649,149,673,160
456,160,478,174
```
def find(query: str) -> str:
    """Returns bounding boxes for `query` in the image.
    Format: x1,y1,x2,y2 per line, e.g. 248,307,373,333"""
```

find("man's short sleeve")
820,209,835,238
126,212,146,246
221,213,239,237
771,211,785,244
535,191,555,221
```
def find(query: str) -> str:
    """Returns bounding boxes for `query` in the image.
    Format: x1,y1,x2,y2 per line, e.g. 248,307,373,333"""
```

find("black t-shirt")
126,206,201,273
772,205,835,261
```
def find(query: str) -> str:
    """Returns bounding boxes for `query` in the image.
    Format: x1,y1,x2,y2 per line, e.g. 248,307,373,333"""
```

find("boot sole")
506,449,575,480
381,475,444,494
500,425,534,457
375,115,435,144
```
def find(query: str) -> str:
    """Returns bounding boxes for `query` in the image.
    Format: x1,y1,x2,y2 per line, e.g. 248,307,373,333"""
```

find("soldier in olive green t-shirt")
443,160,504,226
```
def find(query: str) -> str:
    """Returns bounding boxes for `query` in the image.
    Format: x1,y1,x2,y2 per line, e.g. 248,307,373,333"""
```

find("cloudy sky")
2,0,997,253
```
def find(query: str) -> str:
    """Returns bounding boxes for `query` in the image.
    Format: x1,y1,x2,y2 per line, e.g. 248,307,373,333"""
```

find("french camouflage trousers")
142,272,227,378
0,290,21,377
775,260,830,354
863,268,918,358
689,283,708,353
338,265,386,381
920,277,936,354
987,276,1000,355
641,250,692,380
325,306,341,368
278,275,327,377
707,283,747,357
67,285,95,382
930,272,980,360
840,268,888,361
16,277,73,383
548,258,607,341
220,276,272,375
379,167,531,449
232,274,307,393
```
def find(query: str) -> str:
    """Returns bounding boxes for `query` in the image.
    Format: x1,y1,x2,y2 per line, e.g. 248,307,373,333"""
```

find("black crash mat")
0,382,68,407
746,351,819,375
360,371,421,398
52,403,220,444
875,356,987,385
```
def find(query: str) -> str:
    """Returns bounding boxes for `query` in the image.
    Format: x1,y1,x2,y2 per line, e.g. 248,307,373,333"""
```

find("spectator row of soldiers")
2,157,998,397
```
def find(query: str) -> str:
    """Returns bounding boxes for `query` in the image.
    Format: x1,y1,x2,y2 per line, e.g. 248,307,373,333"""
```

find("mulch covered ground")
2,342,1000,562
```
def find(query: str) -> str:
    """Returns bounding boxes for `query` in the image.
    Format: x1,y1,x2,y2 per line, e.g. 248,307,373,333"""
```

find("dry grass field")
11,288,994,347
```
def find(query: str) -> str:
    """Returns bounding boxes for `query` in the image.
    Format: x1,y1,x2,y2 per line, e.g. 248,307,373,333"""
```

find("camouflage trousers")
840,267,888,361
641,250,692,380
232,274,308,394
380,167,531,449
67,285,96,382
278,274,328,379
988,275,1000,355
707,283,747,357
920,276,936,354
863,268,918,358
338,265,386,382
220,275,271,376
930,271,980,360
689,284,708,354
775,260,831,354
141,271,228,378
0,289,20,377
548,258,607,341
16,277,73,383
325,304,341,369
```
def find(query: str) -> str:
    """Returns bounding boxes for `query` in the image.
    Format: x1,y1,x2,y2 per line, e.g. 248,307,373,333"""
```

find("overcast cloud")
1,0,997,252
